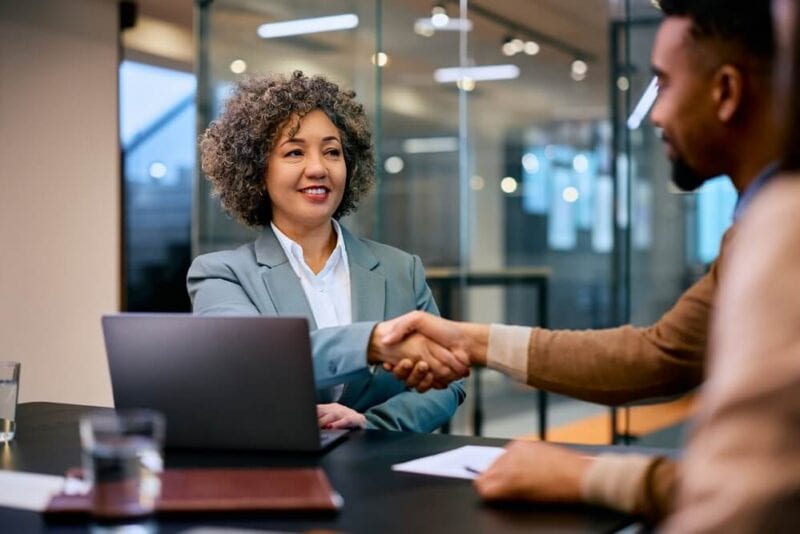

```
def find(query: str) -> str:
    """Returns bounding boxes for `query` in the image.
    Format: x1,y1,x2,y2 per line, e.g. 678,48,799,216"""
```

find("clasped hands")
369,312,594,505
368,311,478,392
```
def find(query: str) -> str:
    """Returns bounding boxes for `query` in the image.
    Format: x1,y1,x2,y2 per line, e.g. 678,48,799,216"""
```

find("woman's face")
265,109,347,233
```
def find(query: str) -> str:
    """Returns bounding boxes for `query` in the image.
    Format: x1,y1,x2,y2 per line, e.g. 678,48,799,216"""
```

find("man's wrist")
462,323,489,365
484,324,531,381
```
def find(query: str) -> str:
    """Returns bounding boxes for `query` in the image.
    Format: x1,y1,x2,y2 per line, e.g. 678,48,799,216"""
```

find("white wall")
0,0,120,406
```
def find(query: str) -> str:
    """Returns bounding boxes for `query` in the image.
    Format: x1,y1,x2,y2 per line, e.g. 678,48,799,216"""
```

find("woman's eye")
325,149,341,157
286,149,303,157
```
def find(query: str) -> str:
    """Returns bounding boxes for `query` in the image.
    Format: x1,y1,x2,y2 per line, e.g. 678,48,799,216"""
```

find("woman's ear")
713,64,744,123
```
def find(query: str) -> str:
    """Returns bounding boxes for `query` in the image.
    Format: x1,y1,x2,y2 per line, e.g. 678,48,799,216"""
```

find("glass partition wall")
194,0,721,441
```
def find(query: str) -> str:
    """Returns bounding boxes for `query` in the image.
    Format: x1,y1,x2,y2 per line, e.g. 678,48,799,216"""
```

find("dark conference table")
2,403,638,533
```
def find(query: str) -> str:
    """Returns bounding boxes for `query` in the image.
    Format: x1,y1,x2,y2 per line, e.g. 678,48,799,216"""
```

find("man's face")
650,17,726,191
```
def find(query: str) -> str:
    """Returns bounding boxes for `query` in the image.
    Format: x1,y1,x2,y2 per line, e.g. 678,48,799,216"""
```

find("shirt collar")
270,220,348,279
733,162,780,222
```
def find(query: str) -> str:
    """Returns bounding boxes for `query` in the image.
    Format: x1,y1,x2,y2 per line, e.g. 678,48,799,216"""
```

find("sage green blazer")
187,225,465,432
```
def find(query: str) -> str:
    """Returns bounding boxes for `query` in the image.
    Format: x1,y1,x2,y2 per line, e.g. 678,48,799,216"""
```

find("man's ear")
713,64,744,123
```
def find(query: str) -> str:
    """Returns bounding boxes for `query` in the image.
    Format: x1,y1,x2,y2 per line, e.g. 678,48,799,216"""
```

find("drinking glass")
79,410,165,519
0,362,20,442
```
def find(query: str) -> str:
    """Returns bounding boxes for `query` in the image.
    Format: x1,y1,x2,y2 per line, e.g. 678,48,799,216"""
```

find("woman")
188,71,464,432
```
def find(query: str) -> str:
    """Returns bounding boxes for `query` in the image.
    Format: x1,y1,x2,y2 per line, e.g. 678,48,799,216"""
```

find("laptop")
101,314,348,452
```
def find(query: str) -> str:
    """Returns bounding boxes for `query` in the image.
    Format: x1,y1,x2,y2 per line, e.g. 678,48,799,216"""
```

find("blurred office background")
2,0,735,444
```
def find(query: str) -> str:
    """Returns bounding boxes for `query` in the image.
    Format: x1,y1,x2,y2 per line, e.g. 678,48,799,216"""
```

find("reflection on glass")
696,176,737,264
121,60,195,311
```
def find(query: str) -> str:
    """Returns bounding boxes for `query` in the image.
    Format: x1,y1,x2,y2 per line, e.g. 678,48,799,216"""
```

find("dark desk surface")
2,403,635,533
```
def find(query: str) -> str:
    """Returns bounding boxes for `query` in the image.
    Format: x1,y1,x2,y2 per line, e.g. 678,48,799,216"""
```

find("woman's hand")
317,403,367,429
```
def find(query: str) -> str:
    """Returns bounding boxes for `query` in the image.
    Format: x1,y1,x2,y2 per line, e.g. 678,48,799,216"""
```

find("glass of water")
0,362,20,442
79,410,165,520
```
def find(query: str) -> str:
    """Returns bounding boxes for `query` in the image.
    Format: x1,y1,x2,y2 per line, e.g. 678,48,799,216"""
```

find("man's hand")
380,311,467,355
368,321,469,392
317,403,367,429
474,440,593,503
377,311,489,389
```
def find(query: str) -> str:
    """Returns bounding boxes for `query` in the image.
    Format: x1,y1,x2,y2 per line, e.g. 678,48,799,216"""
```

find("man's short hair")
658,0,774,62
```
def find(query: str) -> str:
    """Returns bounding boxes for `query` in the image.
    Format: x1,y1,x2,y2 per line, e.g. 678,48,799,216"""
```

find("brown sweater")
523,233,727,405
487,228,736,523
663,176,800,533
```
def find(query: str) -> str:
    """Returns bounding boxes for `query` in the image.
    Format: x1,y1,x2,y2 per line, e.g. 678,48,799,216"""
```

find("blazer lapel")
343,226,386,322
255,228,317,329
339,225,386,405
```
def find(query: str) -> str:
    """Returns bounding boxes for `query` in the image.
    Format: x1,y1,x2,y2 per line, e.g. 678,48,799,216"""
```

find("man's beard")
670,156,708,192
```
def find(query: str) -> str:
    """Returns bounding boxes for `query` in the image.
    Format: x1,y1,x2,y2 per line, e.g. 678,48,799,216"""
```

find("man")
376,0,779,523
663,0,800,530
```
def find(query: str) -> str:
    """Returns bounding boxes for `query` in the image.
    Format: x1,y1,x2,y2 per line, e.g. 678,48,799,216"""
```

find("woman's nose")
304,153,328,178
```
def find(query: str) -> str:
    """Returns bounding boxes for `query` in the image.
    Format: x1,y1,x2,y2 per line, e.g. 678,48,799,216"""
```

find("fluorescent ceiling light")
402,136,459,154
627,76,658,130
434,64,520,83
414,17,473,32
257,14,359,39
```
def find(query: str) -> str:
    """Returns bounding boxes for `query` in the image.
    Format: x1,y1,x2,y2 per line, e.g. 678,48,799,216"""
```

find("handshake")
367,311,488,392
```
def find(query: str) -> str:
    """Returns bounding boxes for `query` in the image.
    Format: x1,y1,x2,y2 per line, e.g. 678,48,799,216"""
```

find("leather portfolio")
45,467,342,518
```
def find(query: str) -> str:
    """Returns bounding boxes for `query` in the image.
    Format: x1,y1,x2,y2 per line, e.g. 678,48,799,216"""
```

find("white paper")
0,471,65,511
391,445,506,480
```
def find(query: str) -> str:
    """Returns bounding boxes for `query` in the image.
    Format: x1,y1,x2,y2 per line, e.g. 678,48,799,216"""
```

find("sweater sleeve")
517,227,735,405
479,230,736,406
663,179,800,533
582,453,678,524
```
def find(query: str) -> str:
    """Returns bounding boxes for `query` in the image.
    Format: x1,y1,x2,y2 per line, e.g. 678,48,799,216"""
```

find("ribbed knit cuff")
581,453,658,514
486,324,532,382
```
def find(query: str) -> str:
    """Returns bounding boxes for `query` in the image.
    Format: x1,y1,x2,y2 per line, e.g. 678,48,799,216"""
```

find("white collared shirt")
272,221,352,403
271,220,352,329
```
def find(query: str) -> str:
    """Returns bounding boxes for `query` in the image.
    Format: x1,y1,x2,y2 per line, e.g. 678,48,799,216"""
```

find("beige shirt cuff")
581,453,658,514
486,324,532,382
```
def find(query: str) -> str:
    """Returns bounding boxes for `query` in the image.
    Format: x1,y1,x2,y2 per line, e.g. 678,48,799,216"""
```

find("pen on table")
464,465,483,475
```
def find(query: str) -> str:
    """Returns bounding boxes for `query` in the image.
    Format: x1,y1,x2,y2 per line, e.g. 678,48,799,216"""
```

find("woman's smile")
299,185,332,202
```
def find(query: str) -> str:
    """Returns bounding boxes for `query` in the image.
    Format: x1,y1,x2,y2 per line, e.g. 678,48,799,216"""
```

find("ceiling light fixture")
414,19,436,36
229,59,247,74
456,77,476,91
372,52,389,67
257,14,359,39
523,41,540,55
430,4,450,28
501,35,517,56
571,59,588,76
384,156,405,174
500,177,518,194
414,17,472,33
403,136,459,154
434,64,520,83
570,59,588,81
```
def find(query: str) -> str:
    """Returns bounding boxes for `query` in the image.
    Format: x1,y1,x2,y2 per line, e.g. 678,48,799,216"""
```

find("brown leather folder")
45,467,342,518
